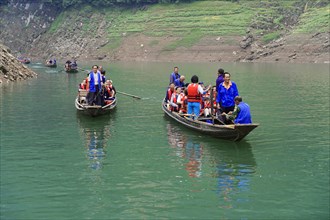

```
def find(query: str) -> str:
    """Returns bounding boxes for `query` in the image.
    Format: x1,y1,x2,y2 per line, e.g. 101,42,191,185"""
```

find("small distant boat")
162,99,258,141
64,60,78,73
45,59,57,68
17,57,31,64
75,89,117,117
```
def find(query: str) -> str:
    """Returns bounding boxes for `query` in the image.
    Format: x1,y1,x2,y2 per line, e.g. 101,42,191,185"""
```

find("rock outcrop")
0,43,37,84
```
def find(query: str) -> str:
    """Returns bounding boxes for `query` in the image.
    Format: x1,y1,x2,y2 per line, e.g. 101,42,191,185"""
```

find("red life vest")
172,94,177,103
204,101,211,108
85,77,89,90
187,84,201,102
179,94,187,112
167,88,174,101
106,86,113,96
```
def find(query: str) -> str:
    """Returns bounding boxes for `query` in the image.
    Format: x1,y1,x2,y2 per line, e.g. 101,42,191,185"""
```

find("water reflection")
208,141,256,209
166,123,256,208
167,124,203,178
77,115,114,170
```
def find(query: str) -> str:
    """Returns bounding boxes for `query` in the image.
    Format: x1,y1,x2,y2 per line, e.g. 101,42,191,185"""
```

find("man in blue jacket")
87,65,102,105
216,72,239,114
222,96,252,124
169,66,180,84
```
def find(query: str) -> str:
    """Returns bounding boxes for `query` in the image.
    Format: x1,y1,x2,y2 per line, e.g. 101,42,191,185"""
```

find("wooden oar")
77,67,89,73
209,84,215,125
75,68,140,100
117,91,141,99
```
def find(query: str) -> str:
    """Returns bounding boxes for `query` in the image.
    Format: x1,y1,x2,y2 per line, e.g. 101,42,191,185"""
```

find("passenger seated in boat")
109,80,116,96
177,89,187,114
79,79,87,90
221,96,252,124
84,73,89,90
170,87,181,112
65,60,71,70
99,66,106,83
103,80,115,105
72,60,77,67
201,97,212,117
174,75,185,88
165,83,175,109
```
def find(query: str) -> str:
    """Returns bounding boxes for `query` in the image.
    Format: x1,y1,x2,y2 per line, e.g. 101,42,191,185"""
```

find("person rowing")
87,65,102,106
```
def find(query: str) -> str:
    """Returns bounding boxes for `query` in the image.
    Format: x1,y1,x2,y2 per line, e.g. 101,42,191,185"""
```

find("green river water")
1,62,329,219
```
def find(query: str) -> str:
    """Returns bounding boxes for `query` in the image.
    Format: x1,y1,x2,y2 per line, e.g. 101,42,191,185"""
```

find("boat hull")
162,101,258,141
46,64,57,68
65,68,78,73
75,97,117,117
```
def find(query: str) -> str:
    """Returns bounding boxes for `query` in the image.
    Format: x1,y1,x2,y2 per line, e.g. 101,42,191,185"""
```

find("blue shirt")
216,75,224,92
89,71,102,92
170,72,180,84
174,78,185,87
216,81,239,107
235,102,252,124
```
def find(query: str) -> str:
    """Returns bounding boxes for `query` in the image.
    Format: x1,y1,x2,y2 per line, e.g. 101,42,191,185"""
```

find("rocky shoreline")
0,43,38,84
96,32,329,64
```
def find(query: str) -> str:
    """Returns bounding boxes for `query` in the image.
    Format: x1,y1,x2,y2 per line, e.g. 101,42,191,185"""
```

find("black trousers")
87,85,102,105
220,105,235,114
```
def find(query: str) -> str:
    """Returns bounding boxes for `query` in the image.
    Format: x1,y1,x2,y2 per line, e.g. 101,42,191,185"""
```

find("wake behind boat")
75,89,117,117
162,99,258,141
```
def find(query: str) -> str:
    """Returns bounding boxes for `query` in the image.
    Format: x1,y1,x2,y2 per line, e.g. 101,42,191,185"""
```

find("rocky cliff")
0,43,37,84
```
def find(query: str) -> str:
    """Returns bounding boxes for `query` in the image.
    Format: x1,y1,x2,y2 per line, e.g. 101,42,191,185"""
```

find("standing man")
99,65,106,84
215,68,224,92
170,66,180,84
87,65,102,105
216,72,239,114
187,75,210,119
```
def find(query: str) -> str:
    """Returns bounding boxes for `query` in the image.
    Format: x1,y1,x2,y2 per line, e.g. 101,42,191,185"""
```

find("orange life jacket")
85,77,90,90
179,94,187,112
187,84,201,102
170,93,179,111
172,93,177,103
106,86,114,97
204,101,211,108
167,88,174,102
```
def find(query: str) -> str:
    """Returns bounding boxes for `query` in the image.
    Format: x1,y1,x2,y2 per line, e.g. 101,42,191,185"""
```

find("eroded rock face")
0,43,37,84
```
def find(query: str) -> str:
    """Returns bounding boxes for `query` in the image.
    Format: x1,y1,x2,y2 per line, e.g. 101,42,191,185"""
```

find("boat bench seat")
78,89,88,103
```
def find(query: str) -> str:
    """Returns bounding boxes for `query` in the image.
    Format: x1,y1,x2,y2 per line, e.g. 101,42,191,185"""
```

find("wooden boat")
17,57,31,64
162,100,258,141
45,59,57,68
75,89,117,116
64,61,78,73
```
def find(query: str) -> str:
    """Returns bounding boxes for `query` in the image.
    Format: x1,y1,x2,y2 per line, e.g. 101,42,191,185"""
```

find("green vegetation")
294,6,330,33
164,29,204,50
48,12,65,33
101,1,255,50
46,0,329,51
262,31,281,43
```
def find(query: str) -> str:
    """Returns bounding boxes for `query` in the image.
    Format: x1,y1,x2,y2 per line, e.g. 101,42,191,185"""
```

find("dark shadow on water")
76,113,116,170
166,122,256,208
